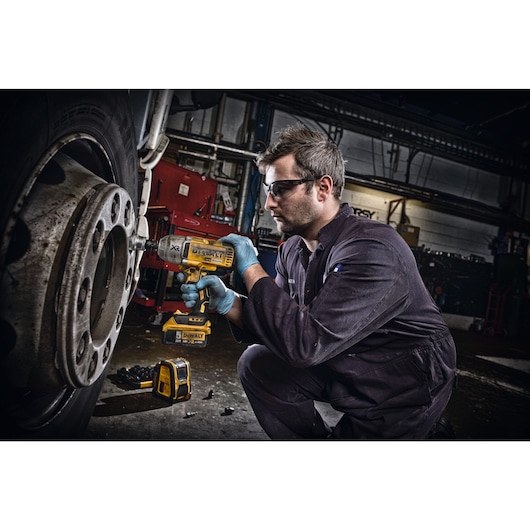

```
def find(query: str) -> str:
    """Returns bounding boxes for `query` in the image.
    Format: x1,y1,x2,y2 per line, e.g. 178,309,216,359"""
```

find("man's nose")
264,191,277,211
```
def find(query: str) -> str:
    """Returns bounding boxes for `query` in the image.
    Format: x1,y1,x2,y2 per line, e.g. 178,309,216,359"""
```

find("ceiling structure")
230,89,530,181
325,89,530,156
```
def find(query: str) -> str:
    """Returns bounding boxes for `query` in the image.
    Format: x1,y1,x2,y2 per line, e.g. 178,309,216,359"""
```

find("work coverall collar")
295,202,353,255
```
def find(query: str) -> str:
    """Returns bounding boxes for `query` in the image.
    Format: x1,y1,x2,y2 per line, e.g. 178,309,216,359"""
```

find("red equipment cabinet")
133,160,238,315
148,159,218,216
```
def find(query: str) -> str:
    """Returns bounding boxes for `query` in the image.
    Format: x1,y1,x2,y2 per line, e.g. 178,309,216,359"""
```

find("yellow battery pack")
152,358,191,403
162,312,211,347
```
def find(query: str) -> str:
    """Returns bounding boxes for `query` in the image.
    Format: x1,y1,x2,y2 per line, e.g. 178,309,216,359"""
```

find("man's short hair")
256,124,345,200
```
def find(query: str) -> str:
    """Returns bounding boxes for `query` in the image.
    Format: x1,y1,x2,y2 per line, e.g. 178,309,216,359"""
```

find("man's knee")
237,344,272,383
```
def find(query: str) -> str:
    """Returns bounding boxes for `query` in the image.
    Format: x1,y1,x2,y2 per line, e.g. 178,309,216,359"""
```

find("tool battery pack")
162,313,211,347
152,358,191,403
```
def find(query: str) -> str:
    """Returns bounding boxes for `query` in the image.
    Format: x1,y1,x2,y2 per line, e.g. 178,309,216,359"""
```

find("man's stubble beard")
274,194,318,239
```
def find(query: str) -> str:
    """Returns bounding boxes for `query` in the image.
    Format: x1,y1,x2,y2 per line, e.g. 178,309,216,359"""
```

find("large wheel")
0,91,139,438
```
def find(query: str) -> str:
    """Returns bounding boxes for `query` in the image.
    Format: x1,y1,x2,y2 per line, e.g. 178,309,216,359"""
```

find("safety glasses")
263,177,316,198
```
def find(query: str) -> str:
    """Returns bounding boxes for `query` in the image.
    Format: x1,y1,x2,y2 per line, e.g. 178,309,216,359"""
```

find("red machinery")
133,160,238,316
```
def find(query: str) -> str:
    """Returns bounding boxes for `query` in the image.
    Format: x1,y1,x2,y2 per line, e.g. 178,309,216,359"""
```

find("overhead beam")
229,90,530,182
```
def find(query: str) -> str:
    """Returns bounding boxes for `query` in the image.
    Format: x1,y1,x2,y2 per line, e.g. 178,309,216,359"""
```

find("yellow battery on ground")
152,358,191,403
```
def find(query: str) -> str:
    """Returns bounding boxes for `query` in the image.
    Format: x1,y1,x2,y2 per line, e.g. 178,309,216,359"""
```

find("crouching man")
181,125,457,440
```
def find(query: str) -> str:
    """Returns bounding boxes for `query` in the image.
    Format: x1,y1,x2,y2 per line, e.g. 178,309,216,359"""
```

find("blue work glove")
218,233,259,276
179,274,235,315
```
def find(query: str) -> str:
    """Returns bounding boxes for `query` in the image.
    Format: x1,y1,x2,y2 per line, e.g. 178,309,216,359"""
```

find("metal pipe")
215,177,239,187
405,148,419,185
235,101,258,232
146,90,174,151
166,132,257,159
238,100,251,145
178,150,217,161
205,94,227,177
213,93,227,144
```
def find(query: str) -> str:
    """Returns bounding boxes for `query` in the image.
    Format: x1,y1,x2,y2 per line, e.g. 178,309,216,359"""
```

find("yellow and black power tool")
146,235,235,347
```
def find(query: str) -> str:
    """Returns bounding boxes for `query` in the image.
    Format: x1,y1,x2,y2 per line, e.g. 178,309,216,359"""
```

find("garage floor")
84,304,530,441
84,305,269,441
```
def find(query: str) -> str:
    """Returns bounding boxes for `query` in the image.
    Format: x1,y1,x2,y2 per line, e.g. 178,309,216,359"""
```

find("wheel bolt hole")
124,200,132,226
116,307,124,329
78,278,90,312
88,351,98,379
92,221,104,252
111,193,120,223
6,219,31,265
0,320,17,358
76,332,89,364
103,340,111,363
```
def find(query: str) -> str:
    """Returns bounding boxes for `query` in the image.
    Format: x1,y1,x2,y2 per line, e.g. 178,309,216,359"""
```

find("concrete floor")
84,304,530,441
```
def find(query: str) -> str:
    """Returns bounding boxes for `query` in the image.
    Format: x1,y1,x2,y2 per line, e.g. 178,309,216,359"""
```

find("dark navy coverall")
233,204,457,439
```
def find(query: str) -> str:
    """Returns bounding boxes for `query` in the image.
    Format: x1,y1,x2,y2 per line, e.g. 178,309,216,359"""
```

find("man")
181,124,457,440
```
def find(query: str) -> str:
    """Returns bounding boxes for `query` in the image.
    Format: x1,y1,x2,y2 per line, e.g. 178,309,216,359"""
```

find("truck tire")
0,91,139,438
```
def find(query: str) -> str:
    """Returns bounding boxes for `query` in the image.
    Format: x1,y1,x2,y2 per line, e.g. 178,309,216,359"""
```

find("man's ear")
317,175,334,199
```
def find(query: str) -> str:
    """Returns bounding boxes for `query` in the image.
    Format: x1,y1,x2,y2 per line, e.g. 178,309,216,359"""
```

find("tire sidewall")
0,90,138,250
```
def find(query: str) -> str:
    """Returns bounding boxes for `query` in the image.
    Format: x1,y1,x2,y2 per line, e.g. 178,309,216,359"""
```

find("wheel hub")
1,152,136,389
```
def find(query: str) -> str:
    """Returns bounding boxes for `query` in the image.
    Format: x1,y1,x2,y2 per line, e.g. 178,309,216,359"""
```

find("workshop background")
85,90,530,441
